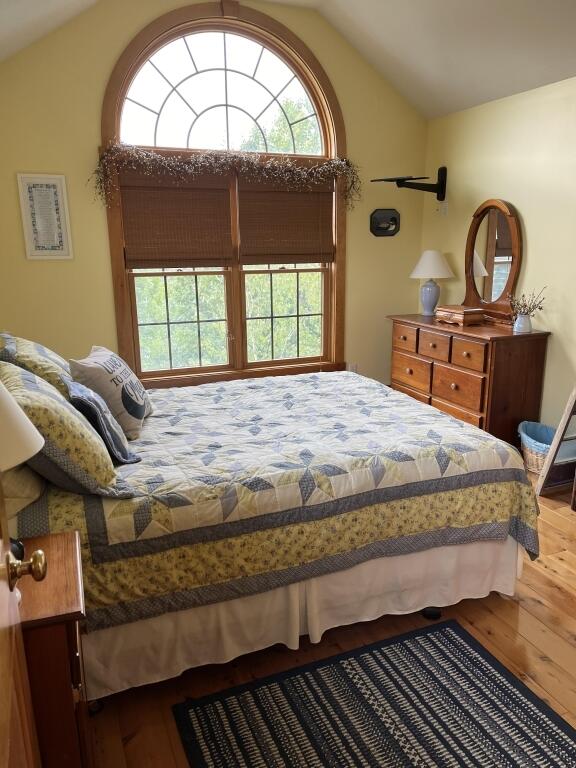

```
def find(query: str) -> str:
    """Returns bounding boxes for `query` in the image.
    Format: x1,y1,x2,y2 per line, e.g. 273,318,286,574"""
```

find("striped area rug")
173,620,576,767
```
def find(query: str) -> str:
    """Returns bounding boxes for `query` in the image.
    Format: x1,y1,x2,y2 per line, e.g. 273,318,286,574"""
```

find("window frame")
102,1,346,387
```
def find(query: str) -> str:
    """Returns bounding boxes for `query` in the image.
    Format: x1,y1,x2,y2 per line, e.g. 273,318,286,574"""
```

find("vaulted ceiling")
3,0,576,117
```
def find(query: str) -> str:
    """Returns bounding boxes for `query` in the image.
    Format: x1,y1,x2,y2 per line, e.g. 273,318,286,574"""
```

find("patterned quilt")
16,372,539,632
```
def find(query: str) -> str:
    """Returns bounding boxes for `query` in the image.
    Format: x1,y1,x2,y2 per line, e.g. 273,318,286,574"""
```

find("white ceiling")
0,0,96,63
3,0,576,117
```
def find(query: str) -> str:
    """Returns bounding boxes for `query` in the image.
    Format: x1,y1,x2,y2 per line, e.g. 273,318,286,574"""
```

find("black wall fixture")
370,209,400,237
371,166,447,201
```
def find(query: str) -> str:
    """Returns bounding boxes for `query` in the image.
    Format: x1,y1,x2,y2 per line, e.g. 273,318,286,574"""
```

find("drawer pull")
429,342,436,349
399,335,407,341
450,382,458,391
462,351,470,358
405,367,413,375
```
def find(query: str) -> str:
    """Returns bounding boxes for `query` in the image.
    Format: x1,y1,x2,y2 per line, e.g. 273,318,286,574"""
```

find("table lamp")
0,381,45,590
410,249,455,316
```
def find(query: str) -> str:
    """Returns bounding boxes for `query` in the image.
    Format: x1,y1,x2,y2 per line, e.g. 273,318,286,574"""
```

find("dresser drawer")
452,337,487,372
392,382,431,404
432,363,484,411
418,329,450,361
392,322,417,353
391,351,432,393
432,398,484,428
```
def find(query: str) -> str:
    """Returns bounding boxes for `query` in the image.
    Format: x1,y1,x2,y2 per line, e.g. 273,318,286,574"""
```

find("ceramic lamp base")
420,279,440,316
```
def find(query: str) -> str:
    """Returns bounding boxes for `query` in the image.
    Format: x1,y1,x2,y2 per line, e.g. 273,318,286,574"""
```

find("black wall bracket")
370,209,400,237
371,166,447,201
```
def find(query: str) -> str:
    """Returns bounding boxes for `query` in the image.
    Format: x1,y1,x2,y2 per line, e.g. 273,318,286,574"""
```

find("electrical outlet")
347,362,358,373
437,200,448,217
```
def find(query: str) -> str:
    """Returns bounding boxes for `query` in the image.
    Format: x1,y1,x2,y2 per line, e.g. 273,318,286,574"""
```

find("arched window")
120,31,323,155
102,3,346,384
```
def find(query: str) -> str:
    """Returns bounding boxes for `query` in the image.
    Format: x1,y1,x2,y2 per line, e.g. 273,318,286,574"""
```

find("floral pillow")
0,361,116,494
0,331,72,397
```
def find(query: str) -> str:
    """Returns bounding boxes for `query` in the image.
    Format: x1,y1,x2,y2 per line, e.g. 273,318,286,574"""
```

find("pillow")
0,361,116,493
1,465,45,518
66,380,140,465
69,346,152,439
0,331,72,397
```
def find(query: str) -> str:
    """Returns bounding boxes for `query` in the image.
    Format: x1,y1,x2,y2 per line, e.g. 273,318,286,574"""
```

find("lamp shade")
410,250,454,279
0,382,44,472
473,250,489,277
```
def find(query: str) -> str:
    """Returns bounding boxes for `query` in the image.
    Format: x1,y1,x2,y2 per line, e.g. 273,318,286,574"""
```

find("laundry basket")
518,421,555,472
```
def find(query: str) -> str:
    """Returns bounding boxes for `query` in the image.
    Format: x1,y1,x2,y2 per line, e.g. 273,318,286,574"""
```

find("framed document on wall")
17,173,73,260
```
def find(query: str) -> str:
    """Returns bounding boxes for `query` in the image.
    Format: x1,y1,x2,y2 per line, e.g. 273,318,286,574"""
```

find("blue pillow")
66,380,140,465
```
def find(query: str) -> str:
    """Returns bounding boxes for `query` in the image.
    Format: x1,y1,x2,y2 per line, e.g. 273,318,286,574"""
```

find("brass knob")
462,351,470,358
405,367,413,375
429,342,436,349
6,550,47,592
399,335,407,341
450,382,458,391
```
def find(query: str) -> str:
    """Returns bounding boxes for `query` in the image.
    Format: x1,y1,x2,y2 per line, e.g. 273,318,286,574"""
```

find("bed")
12,371,538,700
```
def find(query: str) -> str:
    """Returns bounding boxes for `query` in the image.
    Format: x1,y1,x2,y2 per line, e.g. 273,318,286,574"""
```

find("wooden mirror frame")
462,199,522,324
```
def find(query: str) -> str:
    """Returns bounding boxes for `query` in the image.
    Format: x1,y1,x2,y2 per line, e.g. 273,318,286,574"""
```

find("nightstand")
19,530,93,767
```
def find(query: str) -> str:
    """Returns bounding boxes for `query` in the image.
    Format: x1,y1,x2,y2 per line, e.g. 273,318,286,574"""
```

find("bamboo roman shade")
238,182,335,265
121,183,233,269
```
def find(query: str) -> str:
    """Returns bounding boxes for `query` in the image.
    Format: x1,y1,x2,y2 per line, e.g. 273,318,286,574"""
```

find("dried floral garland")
93,143,361,208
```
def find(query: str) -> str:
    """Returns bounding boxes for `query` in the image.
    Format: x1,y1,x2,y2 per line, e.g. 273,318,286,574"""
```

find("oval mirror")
463,199,522,324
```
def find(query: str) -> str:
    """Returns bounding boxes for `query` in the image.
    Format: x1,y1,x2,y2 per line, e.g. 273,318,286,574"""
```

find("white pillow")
1,465,45,518
69,346,152,439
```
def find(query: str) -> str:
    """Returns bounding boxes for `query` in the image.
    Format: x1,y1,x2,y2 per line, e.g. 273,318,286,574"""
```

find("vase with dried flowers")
508,287,546,334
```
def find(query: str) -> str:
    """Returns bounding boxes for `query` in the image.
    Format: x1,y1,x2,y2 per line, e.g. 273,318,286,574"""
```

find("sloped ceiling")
0,0,96,63
3,0,576,117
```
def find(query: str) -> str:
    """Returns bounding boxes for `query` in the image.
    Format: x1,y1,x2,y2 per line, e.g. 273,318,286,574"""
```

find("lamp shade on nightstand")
0,381,44,472
410,249,454,316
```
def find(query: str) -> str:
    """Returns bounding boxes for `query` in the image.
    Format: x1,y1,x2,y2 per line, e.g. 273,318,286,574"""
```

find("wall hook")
371,166,447,201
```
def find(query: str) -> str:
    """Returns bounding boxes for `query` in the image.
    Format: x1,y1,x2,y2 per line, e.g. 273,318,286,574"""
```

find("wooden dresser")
388,314,549,445
19,531,93,767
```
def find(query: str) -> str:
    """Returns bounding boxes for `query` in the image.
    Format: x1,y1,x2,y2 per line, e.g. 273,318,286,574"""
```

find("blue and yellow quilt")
16,372,539,632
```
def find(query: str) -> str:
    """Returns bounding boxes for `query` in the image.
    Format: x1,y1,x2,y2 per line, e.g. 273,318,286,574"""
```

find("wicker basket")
518,421,554,473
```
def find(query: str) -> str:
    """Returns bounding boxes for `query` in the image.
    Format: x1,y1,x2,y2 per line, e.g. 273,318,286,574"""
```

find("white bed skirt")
83,537,523,700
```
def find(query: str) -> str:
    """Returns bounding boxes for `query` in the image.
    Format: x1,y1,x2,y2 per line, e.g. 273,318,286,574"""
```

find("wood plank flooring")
90,484,576,767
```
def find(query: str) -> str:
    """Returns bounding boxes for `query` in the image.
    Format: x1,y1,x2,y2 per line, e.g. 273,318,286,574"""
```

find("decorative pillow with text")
69,346,152,439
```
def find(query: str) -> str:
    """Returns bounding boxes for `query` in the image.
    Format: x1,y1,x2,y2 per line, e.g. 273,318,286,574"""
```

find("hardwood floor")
90,484,576,767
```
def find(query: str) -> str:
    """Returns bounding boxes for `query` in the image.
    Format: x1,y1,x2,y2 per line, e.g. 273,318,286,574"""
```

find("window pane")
245,273,271,318
299,271,322,314
120,101,157,146
167,276,196,322
279,78,314,123
299,315,322,357
228,107,265,152
171,323,200,368
273,272,297,316
197,275,226,320
200,321,228,365
273,317,297,360
246,318,272,362
139,326,170,371
126,61,171,111
227,72,271,118
178,71,225,114
151,38,196,85
225,33,262,76
255,48,293,95
292,115,322,155
135,277,167,323
259,102,294,154
188,106,227,150
155,92,195,148
186,32,224,71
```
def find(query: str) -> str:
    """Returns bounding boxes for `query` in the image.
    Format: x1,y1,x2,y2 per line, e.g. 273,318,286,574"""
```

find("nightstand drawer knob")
462,351,470,358
429,342,436,349
450,382,458,391
399,335,407,341
405,367,413,375
6,549,47,592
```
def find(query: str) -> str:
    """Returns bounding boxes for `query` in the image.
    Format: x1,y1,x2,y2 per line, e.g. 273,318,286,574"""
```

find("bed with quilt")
0,337,539,701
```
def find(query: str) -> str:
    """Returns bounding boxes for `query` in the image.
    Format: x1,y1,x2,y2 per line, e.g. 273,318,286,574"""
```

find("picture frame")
17,173,73,260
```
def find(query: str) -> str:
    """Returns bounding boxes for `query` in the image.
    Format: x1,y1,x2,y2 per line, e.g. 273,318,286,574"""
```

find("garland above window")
93,144,361,209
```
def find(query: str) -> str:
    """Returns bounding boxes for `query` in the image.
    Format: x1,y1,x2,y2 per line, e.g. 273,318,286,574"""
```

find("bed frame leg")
421,607,442,621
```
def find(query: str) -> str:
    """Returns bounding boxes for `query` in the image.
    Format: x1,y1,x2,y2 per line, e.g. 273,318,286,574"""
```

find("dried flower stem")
508,287,546,318
92,143,362,209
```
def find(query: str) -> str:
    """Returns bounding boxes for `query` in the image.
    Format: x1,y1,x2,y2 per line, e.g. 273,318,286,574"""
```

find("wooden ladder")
536,385,576,509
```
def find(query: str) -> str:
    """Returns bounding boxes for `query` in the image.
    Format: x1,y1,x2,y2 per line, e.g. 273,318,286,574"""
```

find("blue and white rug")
173,620,576,767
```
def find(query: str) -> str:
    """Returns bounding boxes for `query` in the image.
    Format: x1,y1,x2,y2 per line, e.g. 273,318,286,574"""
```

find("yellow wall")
421,77,576,425
0,0,426,383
